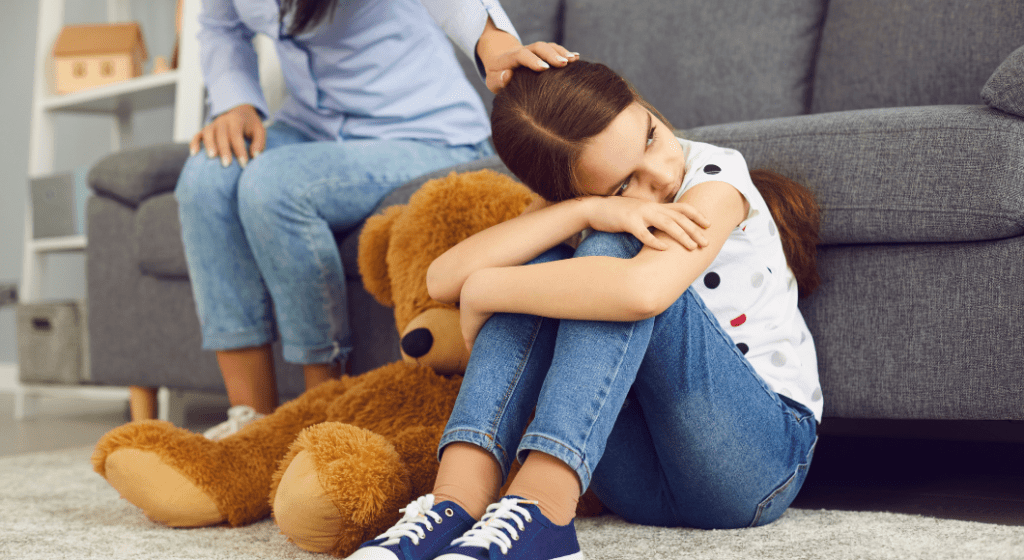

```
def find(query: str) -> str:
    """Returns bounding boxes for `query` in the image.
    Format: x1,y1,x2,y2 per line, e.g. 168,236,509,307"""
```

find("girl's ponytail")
750,169,821,298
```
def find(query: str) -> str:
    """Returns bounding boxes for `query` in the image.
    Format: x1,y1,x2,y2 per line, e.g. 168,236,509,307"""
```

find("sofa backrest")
503,0,1023,127
811,0,1024,113
558,0,826,130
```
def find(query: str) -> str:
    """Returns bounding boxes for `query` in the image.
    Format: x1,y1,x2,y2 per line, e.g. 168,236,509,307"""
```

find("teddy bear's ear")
358,205,403,307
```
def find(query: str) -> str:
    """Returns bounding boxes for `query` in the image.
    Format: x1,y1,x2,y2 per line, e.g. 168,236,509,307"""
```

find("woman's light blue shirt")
198,0,519,144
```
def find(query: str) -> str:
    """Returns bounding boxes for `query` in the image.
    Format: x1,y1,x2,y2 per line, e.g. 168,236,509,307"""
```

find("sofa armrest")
686,105,1024,245
88,143,191,208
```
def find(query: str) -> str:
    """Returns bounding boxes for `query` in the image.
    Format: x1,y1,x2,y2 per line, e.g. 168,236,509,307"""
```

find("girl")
347,61,822,560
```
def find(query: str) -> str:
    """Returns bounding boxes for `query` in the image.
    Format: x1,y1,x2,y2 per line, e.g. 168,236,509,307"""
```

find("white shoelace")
450,497,538,555
376,494,445,546
202,405,265,440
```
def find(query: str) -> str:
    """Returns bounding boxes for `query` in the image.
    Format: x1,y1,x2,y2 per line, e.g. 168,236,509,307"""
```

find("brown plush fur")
92,170,602,557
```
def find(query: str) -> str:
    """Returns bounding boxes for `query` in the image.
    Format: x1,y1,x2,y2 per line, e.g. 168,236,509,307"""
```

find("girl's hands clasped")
584,196,711,251
189,103,266,169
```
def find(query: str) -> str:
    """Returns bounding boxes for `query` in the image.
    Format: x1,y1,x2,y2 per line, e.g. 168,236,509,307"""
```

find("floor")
2,391,1022,527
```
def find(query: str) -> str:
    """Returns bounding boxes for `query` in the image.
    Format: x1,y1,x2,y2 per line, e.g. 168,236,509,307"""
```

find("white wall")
0,0,180,364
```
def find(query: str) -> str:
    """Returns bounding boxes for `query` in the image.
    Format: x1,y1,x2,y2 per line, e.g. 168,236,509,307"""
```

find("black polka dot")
736,343,749,355
703,164,722,175
703,272,721,289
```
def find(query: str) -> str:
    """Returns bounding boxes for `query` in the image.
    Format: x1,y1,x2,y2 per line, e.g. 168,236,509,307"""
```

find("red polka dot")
730,314,747,327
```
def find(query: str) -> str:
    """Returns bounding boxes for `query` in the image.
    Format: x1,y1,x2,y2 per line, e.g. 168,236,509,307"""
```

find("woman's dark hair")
491,61,821,296
280,0,337,35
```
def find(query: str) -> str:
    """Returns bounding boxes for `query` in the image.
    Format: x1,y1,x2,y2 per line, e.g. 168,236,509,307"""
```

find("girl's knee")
528,244,574,265
574,231,642,259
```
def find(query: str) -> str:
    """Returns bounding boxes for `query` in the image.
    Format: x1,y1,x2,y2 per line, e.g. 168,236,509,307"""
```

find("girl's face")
576,102,686,203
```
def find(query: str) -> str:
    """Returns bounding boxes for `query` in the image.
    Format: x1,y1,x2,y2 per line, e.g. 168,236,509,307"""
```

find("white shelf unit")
16,0,204,420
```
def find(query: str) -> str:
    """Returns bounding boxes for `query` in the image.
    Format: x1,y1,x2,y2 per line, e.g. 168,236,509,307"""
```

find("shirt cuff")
475,0,520,79
422,0,522,81
205,71,269,122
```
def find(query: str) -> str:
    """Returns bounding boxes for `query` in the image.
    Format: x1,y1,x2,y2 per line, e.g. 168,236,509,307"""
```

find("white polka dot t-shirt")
674,139,823,421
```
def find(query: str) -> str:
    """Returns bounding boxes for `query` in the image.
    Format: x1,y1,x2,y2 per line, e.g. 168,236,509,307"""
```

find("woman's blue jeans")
176,121,493,365
438,231,818,529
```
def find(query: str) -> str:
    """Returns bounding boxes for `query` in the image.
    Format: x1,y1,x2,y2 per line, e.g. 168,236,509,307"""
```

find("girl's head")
491,61,676,203
491,61,822,297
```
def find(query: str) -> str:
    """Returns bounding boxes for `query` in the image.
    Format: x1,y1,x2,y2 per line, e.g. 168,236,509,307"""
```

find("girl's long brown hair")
491,61,821,297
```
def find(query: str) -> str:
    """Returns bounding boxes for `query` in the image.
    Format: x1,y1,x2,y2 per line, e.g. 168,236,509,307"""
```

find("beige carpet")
2,447,1022,559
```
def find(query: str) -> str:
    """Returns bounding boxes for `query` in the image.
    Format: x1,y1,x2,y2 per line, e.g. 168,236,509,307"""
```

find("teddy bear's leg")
94,378,358,527
271,422,414,556
387,424,446,500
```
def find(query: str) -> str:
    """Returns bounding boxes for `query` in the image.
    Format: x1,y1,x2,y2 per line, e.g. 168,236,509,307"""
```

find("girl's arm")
426,197,591,304
457,181,746,347
426,195,711,304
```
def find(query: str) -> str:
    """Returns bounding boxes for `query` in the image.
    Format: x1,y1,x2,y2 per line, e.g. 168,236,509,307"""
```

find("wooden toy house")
52,22,148,94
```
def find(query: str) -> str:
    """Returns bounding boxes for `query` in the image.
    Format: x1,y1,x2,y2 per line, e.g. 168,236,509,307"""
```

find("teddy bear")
92,169,600,557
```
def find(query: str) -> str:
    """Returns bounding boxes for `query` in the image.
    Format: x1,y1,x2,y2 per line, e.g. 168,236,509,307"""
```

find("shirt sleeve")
676,143,763,222
417,0,522,80
197,0,269,120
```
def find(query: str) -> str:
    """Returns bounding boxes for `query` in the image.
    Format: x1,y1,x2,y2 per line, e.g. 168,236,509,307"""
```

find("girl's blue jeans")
438,231,818,529
175,121,493,365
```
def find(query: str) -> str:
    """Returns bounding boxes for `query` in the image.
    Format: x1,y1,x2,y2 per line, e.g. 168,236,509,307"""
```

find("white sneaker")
202,405,266,440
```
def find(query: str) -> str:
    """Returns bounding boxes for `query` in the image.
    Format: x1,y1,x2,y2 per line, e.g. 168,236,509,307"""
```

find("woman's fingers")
227,118,249,168
248,119,267,158
523,41,578,68
201,125,218,159
485,43,579,92
189,132,203,156
214,119,234,168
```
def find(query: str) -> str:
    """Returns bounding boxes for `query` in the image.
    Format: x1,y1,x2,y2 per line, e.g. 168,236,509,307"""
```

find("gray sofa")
87,0,1024,425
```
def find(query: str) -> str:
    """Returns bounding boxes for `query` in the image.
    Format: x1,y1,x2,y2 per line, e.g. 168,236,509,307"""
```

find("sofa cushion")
136,193,189,279
983,45,1024,118
812,0,1024,113
801,237,1024,420
89,143,190,207
562,0,825,130
685,105,1024,245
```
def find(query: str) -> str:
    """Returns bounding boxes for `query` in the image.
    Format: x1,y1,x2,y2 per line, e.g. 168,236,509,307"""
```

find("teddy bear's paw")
271,422,413,556
104,447,225,527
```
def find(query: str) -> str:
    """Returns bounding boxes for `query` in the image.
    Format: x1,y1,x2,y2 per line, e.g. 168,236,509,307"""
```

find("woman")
157,0,578,439
347,60,822,560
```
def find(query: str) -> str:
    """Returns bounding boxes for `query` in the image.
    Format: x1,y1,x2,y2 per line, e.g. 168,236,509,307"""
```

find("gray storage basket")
16,300,90,384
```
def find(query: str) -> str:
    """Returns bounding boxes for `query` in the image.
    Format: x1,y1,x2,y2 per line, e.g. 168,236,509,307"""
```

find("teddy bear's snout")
401,328,434,358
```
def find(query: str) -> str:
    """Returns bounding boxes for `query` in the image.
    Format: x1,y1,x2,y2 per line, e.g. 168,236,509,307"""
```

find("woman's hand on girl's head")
483,42,579,92
476,17,578,93
189,104,266,169
584,197,711,251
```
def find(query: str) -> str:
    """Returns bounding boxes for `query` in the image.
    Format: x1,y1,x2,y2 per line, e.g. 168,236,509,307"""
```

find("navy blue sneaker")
346,494,476,560
435,496,583,560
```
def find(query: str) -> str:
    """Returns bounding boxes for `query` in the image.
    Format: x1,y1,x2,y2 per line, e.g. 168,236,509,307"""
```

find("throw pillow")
982,45,1024,118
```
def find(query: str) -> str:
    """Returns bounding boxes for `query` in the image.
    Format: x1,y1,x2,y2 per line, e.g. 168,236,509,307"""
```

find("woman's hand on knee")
190,104,266,169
